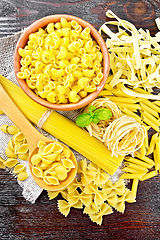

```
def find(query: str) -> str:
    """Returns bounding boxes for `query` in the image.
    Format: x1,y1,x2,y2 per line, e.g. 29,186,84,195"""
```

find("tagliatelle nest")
103,116,146,157
84,98,146,157
84,98,122,141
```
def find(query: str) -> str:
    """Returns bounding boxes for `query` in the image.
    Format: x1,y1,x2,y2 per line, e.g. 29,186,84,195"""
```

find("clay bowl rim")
13,14,110,111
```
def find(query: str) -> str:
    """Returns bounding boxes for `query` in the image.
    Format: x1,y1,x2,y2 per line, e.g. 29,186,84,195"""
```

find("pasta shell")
0,109,4,114
13,132,25,142
0,157,5,169
45,176,60,185
0,124,8,133
37,140,46,149
7,125,19,135
43,176,53,185
54,154,61,161
44,153,57,161
57,172,68,181
41,157,53,165
62,158,75,169
17,171,29,181
63,148,71,158
17,144,29,154
53,142,63,154
44,169,57,177
43,142,55,155
18,152,29,161
32,166,43,178
8,139,14,151
14,142,22,154
31,153,42,166
55,164,67,175
4,158,19,168
39,162,50,170
13,164,25,173
51,162,62,169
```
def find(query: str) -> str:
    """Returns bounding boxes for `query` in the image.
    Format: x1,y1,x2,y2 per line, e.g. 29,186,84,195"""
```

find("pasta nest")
84,98,146,157
84,97,122,141
103,116,146,157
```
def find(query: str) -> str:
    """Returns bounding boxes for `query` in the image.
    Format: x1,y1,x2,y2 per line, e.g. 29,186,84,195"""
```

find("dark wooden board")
0,0,160,239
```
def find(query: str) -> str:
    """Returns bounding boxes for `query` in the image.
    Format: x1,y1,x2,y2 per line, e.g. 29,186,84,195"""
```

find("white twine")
37,108,53,129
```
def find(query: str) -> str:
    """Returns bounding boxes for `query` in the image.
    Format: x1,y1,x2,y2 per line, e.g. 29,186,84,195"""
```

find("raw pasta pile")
84,98,146,157
0,124,29,181
1,10,160,225
97,11,160,200
17,18,103,104
31,140,76,186
47,159,135,225
0,122,135,225
99,10,160,97
103,116,146,157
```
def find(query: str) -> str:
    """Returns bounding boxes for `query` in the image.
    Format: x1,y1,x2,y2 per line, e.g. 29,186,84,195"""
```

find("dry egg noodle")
31,141,76,186
17,18,104,104
99,10,160,100
103,116,146,157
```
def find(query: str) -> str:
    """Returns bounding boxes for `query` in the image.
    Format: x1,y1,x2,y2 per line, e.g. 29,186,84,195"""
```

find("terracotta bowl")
14,14,110,111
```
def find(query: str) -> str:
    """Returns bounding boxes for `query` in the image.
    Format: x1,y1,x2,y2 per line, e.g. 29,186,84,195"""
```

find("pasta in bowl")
14,15,110,111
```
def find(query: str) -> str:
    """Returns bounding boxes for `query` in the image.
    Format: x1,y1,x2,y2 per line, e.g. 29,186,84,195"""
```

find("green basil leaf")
76,113,92,127
92,116,100,124
88,105,96,115
94,108,112,120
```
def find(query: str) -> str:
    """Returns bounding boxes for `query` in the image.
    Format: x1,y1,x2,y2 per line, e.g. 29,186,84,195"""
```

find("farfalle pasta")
84,183,106,205
88,162,110,185
89,203,113,225
17,18,104,104
77,159,96,185
58,199,83,217
115,189,136,213
46,159,136,225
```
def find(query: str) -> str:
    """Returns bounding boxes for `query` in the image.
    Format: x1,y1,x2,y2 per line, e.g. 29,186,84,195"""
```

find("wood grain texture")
0,0,160,239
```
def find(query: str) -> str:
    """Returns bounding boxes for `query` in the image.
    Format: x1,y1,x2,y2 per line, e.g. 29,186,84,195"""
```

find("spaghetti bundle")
0,74,124,175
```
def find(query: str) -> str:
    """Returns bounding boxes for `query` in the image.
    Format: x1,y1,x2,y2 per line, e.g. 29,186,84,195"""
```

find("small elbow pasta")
17,18,104,104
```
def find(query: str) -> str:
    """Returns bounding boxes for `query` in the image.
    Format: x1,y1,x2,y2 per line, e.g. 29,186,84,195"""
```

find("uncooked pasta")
83,97,122,141
103,116,146,157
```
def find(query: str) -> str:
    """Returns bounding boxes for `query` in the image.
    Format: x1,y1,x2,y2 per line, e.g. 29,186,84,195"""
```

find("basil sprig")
76,106,112,127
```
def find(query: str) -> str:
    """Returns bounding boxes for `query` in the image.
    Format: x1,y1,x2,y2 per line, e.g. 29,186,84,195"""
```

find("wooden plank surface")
0,0,160,239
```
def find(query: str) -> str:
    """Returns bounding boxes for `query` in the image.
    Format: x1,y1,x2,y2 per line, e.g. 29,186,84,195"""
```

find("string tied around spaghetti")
37,109,53,134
